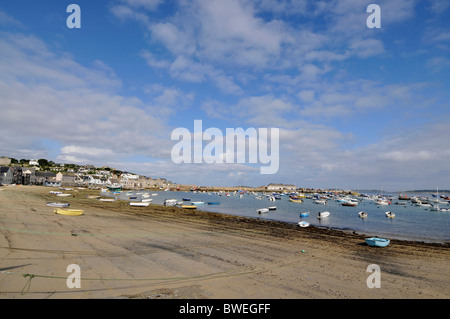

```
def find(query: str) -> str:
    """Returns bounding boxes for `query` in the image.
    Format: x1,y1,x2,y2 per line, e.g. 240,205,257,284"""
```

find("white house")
29,159,39,166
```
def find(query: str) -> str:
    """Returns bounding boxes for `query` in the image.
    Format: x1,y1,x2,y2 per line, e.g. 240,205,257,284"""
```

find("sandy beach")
0,185,449,299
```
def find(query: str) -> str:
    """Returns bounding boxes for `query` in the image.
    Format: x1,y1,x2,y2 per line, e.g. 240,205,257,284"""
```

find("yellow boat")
54,208,84,216
289,198,303,203
181,205,197,209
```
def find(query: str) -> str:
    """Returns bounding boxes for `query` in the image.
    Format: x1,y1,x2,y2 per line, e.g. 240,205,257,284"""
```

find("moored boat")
376,199,390,205
207,202,220,205
108,184,122,192
164,199,178,206
54,208,83,216
365,237,390,247
290,198,303,203
342,202,358,207
317,211,330,218
385,211,395,218
298,221,310,228
358,211,368,218
268,206,277,210
181,205,197,209
130,202,150,207
299,212,309,218
257,208,269,214
46,202,70,207
56,193,72,197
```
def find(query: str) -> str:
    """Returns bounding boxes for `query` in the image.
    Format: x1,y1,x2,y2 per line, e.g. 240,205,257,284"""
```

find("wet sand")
0,185,449,299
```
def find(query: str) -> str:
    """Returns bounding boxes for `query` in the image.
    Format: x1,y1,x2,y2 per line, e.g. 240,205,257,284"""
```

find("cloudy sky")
0,0,449,190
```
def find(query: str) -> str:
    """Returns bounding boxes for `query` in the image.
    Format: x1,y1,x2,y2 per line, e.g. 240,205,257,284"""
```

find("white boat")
268,206,277,210
385,211,395,218
56,193,72,197
298,221,310,228
130,202,150,207
317,211,330,218
358,211,368,218
142,198,153,203
191,201,205,205
164,199,178,206
46,202,70,207
257,208,269,214
376,199,390,205
314,199,327,205
99,198,115,202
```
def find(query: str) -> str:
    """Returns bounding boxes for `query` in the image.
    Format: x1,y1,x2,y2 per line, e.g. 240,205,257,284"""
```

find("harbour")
105,189,450,244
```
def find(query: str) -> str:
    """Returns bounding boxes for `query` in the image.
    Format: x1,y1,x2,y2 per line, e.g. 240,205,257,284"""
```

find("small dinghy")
130,202,150,207
207,202,220,205
56,193,72,197
358,211,368,218
181,205,197,209
164,199,178,206
299,212,309,218
257,208,269,214
46,202,70,208
365,237,390,247
317,211,330,219
385,211,395,218
268,206,277,210
54,208,83,216
298,221,310,228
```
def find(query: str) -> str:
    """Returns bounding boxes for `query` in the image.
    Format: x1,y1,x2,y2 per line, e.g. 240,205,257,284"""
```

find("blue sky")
0,0,449,190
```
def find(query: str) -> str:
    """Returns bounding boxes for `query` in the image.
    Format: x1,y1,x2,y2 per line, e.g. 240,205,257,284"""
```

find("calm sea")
110,190,450,244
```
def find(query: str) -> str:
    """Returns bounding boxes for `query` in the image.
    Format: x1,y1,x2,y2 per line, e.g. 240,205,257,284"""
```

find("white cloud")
0,31,173,165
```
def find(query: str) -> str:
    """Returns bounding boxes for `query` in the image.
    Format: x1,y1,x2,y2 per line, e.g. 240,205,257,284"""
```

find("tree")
38,159,49,167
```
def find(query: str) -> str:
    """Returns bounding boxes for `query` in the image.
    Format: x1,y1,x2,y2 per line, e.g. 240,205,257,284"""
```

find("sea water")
111,190,450,243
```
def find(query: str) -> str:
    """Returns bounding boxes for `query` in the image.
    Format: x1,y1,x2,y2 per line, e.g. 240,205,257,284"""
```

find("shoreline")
0,185,449,299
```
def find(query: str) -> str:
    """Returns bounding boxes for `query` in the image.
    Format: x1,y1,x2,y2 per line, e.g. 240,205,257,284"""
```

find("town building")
0,166,14,185
266,183,297,191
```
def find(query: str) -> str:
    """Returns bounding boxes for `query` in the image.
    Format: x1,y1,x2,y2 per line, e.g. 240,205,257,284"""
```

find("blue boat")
182,198,190,201
299,212,309,217
365,237,390,247
207,202,220,205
